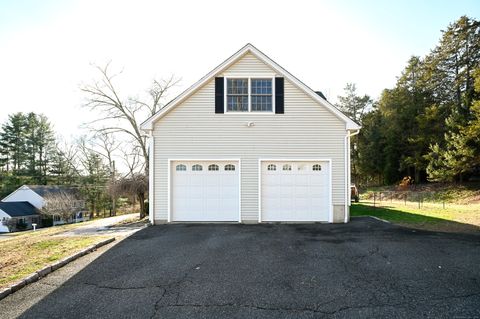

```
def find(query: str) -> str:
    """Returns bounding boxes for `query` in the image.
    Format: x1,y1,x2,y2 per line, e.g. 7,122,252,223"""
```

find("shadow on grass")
351,203,479,234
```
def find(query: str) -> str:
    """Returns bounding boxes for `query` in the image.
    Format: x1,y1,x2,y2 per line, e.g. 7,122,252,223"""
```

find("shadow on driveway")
8,217,480,318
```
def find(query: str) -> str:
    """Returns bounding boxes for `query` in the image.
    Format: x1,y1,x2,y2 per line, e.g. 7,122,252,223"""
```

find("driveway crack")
83,282,162,290
149,262,203,319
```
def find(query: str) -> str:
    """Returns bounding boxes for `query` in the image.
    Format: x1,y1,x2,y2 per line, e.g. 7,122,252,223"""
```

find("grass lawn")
0,223,110,289
351,201,480,234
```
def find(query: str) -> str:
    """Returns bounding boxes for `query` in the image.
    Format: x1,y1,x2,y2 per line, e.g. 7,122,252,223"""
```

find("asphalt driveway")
1,217,479,318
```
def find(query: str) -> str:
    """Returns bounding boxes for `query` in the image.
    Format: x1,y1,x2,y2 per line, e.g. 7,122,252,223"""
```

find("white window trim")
224,76,275,114
258,158,333,223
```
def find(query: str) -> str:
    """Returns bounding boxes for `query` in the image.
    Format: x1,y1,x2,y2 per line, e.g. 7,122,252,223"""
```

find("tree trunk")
111,160,117,216
138,193,146,219
414,166,420,184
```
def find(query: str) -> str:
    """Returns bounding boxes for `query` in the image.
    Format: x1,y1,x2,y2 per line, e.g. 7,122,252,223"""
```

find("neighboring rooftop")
0,201,39,217
26,185,82,199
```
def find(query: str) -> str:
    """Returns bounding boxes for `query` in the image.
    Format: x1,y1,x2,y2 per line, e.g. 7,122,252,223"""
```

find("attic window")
227,79,248,111
251,79,272,111
225,77,274,113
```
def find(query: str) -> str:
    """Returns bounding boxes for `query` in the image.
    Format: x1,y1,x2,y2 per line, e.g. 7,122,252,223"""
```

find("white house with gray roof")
2,185,87,229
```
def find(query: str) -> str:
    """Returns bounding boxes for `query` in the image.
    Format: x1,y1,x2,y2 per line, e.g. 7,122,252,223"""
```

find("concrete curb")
0,237,115,301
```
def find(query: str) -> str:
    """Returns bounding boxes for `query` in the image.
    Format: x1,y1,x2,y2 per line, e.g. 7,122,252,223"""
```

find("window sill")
224,111,275,114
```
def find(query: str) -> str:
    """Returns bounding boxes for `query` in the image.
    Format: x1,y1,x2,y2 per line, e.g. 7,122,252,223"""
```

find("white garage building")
141,44,360,224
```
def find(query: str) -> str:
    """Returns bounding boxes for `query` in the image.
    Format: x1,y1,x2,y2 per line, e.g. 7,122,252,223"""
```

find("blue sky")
0,0,478,138
335,0,479,51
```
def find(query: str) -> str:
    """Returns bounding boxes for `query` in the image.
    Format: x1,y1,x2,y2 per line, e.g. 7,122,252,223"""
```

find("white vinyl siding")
2,187,45,209
153,53,346,222
221,52,275,76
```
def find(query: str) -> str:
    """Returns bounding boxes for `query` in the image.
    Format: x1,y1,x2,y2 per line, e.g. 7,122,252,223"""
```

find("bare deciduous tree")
120,144,144,177
52,140,83,183
81,63,179,175
91,132,121,170
114,173,148,219
41,192,81,223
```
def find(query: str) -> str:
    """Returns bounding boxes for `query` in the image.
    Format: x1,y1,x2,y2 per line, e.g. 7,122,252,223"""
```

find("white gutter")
345,129,360,223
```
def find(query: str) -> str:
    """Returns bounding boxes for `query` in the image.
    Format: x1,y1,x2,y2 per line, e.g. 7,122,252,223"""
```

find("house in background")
1,185,87,230
141,43,360,224
0,201,40,232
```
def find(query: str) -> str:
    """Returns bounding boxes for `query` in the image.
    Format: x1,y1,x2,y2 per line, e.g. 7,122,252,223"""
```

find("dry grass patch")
0,225,109,288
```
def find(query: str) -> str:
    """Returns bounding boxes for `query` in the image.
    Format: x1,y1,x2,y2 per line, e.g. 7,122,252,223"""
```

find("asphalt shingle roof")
26,185,82,199
0,201,39,217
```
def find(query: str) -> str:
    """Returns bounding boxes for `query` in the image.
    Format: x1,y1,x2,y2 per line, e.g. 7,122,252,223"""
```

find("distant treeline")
337,16,480,186
0,113,75,187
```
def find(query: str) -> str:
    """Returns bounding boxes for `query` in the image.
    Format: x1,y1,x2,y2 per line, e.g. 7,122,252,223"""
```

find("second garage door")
261,161,331,222
171,160,239,222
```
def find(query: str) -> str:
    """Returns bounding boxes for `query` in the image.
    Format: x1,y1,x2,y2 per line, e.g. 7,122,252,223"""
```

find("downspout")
345,129,360,223
148,131,155,225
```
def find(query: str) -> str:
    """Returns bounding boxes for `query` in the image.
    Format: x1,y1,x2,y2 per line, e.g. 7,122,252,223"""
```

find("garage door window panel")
208,164,219,171
176,164,187,171
192,164,203,171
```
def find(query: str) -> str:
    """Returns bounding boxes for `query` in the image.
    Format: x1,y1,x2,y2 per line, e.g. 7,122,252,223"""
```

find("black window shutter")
215,77,224,113
275,77,284,114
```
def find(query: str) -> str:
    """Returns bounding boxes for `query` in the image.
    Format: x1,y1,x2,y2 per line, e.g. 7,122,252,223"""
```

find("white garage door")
171,161,239,222
261,161,331,222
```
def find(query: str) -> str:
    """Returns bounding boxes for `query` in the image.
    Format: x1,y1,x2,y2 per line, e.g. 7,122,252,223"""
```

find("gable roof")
140,43,361,131
2,185,83,202
25,185,82,199
0,201,39,217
